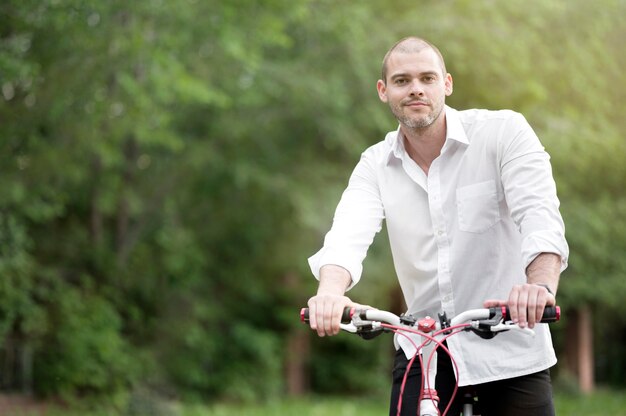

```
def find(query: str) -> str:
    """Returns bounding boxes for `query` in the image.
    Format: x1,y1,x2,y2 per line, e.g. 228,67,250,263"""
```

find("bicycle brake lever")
469,319,536,339
351,317,386,340
491,323,535,337
339,323,357,333
340,315,371,333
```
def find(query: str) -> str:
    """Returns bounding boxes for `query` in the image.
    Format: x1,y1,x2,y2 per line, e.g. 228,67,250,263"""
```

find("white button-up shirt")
308,106,569,385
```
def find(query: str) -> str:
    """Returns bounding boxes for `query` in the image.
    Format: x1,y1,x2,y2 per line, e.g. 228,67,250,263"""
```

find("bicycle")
301,304,560,416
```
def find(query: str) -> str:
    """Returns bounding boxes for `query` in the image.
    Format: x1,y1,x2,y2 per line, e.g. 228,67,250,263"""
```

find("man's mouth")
404,100,428,107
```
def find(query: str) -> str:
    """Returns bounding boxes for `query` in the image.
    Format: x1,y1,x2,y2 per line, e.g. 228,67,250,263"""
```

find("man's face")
377,48,453,130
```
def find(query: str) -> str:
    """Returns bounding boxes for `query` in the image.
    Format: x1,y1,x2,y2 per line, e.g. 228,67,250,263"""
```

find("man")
306,37,568,415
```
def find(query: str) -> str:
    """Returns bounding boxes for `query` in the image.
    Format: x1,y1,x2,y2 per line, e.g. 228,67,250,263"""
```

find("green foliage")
34,286,137,397
0,215,37,338
309,335,390,396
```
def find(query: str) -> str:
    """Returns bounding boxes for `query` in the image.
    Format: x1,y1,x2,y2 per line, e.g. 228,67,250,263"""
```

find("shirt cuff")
522,231,569,272
307,247,363,291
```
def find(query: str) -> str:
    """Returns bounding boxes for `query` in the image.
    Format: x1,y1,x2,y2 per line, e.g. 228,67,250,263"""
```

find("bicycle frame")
356,308,493,416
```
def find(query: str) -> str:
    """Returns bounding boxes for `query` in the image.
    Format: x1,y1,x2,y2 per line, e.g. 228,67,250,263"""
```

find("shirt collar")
445,106,469,146
385,105,469,164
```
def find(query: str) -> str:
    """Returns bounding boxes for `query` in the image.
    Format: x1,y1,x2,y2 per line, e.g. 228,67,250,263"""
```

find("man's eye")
395,79,408,85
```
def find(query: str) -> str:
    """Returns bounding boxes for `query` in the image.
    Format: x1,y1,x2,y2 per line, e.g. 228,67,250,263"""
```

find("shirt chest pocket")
456,180,501,233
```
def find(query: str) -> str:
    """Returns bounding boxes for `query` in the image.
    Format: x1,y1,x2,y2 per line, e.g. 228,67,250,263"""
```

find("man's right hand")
307,294,364,337
308,264,371,337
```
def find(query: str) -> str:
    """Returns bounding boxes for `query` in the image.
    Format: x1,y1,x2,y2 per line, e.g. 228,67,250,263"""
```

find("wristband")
535,283,554,296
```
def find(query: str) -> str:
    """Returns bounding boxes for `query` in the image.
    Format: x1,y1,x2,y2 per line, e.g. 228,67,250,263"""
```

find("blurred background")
1,0,625,414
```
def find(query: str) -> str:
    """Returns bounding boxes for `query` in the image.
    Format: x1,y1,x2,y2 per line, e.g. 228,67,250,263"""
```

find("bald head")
381,37,447,83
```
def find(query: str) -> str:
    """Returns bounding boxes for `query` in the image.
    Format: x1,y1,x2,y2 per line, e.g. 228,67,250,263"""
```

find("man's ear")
376,79,388,103
445,73,453,96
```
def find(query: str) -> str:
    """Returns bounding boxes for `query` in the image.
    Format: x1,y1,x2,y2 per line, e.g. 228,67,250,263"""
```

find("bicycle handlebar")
302,304,561,416
300,305,560,325
502,305,560,323
300,306,356,324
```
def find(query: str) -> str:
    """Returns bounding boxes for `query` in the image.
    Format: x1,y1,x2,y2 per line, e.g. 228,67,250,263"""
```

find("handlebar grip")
300,307,355,324
500,305,560,323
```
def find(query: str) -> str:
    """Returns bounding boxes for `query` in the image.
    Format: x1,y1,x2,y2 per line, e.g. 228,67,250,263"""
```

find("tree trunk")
577,305,595,393
564,305,595,393
116,136,138,267
283,272,310,396
90,155,103,246
0,336,32,394
285,329,310,396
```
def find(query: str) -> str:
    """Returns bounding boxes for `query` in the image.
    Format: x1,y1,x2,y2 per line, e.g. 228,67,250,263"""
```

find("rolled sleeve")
522,231,569,272
307,150,385,291
307,247,363,291
500,112,569,272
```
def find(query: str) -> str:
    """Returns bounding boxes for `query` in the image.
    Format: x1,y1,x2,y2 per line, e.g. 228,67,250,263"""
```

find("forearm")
485,252,562,328
308,265,362,337
526,252,561,296
317,265,352,296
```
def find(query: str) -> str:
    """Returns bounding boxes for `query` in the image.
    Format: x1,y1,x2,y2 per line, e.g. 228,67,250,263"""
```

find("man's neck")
401,115,447,175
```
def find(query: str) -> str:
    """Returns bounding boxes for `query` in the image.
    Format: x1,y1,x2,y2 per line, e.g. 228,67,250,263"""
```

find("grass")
8,390,626,415
554,389,626,415
184,397,387,416
192,391,626,416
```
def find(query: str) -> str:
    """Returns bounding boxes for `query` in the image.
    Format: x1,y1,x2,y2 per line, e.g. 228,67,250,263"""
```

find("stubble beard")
390,101,444,130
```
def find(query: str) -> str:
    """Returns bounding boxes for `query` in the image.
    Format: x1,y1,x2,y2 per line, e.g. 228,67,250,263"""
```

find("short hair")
381,37,447,83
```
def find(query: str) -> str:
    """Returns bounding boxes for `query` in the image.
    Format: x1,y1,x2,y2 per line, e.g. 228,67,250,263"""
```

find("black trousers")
390,348,555,416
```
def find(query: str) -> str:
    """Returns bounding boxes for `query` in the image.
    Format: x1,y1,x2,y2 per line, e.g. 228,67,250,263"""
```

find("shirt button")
437,230,444,236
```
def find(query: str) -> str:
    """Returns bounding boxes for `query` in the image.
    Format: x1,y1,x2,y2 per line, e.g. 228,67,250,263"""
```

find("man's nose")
409,80,424,96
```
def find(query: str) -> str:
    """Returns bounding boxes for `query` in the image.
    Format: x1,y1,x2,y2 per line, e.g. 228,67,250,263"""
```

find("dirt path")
0,394,50,415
